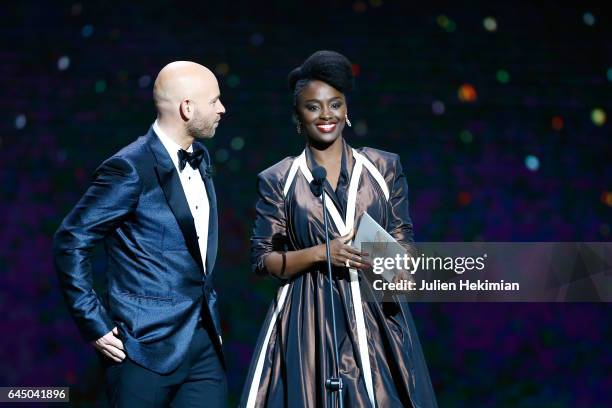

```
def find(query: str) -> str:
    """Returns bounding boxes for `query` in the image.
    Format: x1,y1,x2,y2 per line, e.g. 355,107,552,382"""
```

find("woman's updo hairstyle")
288,50,354,104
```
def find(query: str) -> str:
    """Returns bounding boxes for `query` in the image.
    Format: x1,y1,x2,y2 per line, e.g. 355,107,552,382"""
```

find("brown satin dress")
240,138,437,408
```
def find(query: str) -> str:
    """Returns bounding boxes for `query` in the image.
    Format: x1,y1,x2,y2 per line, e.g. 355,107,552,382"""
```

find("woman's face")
296,80,347,146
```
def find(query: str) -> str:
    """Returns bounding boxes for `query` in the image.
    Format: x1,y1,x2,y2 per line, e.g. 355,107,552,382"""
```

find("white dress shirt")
153,120,210,274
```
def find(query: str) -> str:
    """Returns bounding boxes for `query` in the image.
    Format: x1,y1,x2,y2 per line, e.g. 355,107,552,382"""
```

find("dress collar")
304,137,355,189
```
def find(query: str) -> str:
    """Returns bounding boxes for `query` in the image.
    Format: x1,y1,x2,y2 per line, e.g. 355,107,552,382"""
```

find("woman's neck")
309,136,343,167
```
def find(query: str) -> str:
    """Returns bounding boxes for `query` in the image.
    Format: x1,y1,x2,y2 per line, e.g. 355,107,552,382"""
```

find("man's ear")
179,99,192,121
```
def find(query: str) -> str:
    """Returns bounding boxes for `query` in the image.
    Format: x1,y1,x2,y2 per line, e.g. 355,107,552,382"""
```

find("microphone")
310,165,326,197
309,164,344,407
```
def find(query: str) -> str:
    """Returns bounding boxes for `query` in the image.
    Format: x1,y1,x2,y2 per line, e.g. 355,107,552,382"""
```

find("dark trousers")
104,323,227,407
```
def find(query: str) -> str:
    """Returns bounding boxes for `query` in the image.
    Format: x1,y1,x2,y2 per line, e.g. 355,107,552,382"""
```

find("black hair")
288,50,354,104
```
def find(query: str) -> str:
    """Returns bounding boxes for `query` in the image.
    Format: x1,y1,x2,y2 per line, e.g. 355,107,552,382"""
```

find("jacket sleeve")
53,156,141,341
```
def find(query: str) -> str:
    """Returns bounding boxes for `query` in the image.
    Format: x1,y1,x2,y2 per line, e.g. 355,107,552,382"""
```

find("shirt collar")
153,120,193,171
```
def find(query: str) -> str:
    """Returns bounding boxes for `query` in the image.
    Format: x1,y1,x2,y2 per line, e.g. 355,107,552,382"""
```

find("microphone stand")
320,191,344,408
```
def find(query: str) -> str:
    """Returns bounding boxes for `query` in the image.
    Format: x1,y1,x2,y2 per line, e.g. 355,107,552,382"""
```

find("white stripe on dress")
246,284,289,408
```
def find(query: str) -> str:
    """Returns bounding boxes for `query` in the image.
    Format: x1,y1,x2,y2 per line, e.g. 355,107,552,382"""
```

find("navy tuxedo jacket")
54,127,222,374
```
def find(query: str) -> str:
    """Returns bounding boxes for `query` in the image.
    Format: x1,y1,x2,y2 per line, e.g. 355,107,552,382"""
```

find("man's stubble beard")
186,116,215,139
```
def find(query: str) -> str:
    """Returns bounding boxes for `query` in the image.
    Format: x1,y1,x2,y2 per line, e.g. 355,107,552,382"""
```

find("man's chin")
194,130,215,139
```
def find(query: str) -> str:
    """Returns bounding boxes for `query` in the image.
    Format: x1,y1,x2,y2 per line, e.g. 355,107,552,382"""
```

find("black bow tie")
177,148,204,171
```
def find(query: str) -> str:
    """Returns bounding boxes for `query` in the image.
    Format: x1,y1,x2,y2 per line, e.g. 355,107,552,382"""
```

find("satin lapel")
197,145,218,274
148,130,204,274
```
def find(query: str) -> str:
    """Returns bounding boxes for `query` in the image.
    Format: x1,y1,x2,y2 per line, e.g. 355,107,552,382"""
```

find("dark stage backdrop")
1,1,610,406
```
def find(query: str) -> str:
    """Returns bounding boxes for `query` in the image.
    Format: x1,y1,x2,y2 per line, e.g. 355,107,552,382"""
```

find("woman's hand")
264,230,370,279
326,230,370,269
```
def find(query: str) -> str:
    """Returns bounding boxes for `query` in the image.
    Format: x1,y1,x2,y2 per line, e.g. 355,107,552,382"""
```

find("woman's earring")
345,113,352,127
296,120,302,134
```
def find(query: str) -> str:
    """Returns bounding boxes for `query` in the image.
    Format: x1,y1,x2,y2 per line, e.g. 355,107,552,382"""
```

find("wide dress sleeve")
250,173,288,276
386,156,415,246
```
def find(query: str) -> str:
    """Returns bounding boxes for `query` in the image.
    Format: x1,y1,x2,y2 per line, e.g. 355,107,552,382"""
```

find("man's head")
154,61,225,141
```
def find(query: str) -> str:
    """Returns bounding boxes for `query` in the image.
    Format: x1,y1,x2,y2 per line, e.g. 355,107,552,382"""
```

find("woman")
241,51,437,407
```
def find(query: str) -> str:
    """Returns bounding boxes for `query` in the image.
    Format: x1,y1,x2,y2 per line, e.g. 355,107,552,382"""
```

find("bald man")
54,61,227,406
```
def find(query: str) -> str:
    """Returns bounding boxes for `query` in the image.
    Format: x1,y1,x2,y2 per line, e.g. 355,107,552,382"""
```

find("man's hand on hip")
92,327,126,362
